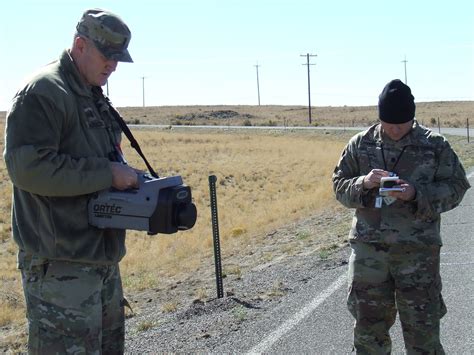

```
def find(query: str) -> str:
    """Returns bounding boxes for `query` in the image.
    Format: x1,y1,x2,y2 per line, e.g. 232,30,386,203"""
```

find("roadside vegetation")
120,129,347,289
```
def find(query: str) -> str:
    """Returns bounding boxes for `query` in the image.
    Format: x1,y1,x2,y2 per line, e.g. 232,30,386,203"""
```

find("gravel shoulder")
125,206,352,353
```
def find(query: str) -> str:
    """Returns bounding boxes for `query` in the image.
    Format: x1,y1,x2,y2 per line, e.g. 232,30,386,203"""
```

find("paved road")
233,169,474,354
132,124,474,138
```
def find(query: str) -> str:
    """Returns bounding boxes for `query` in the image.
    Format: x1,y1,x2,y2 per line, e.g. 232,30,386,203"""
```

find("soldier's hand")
363,169,391,190
110,162,139,190
388,179,416,201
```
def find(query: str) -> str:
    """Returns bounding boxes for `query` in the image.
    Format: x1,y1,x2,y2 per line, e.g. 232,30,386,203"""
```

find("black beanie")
378,79,416,123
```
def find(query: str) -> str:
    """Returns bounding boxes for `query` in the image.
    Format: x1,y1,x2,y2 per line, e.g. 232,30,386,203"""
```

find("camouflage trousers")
347,241,447,355
19,252,125,355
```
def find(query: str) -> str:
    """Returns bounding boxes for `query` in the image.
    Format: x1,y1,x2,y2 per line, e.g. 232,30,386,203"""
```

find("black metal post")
467,118,470,143
438,117,441,134
209,175,224,298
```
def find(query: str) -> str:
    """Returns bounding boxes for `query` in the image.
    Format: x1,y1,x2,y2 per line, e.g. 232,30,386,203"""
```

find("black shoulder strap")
94,87,159,178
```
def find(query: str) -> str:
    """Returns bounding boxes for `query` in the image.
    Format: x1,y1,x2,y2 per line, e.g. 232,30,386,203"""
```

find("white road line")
441,262,474,266
247,273,347,354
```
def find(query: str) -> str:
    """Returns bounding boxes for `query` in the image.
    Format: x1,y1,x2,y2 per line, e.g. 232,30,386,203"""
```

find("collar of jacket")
59,49,94,99
373,120,424,148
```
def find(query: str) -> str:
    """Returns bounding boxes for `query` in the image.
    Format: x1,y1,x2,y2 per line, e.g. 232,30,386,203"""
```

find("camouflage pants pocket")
28,318,100,355
427,275,447,320
396,283,446,355
347,242,397,354
347,283,397,355
24,262,101,354
393,247,445,354
21,260,121,354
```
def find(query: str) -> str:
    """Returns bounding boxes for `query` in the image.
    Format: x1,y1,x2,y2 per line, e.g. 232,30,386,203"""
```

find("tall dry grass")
120,129,346,290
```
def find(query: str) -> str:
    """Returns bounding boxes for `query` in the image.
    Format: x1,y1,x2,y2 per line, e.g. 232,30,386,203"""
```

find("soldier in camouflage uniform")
332,79,470,354
4,9,138,354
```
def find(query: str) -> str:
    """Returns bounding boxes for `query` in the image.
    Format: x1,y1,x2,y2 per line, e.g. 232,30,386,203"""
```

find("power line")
254,63,261,106
141,76,147,107
300,53,317,124
401,55,408,84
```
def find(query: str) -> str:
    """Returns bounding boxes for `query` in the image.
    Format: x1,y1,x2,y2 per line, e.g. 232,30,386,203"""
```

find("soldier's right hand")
363,169,390,190
110,162,139,190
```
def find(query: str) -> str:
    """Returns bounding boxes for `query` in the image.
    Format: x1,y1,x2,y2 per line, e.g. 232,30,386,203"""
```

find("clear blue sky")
1,0,473,110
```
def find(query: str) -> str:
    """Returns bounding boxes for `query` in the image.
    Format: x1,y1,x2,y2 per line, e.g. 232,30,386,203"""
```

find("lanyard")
92,86,159,178
381,145,407,173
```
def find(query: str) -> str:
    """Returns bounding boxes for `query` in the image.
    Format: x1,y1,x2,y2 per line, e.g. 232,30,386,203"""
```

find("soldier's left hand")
388,179,416,201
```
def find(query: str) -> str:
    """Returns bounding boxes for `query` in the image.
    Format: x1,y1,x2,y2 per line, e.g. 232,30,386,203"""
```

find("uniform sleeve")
332,138,372,209
413,140,471,219
4,92,113,197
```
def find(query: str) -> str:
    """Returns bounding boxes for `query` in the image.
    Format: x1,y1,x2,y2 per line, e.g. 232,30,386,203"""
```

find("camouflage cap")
76,9,133,63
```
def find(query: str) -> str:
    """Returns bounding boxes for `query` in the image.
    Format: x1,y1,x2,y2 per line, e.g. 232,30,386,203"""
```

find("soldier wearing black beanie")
378,79,416,124
334,77,471,354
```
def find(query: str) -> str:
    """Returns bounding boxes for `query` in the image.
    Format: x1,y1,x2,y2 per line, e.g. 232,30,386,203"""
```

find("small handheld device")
379,176,404,195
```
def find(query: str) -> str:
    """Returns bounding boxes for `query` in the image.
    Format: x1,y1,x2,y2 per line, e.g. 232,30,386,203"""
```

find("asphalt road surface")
214,169,474,354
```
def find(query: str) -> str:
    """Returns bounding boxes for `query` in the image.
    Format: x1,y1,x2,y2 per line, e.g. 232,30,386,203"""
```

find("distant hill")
116,101,474,128
1,101,473,128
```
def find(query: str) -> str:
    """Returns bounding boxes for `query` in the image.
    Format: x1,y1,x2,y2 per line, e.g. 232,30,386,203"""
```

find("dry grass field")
120,129,346,288
0,101,472,351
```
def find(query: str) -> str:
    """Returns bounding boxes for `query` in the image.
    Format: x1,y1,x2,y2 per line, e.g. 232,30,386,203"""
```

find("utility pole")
401,55,408,84
300,53,317,124
106,80,109,96
254,63,261,106
141,76,146,107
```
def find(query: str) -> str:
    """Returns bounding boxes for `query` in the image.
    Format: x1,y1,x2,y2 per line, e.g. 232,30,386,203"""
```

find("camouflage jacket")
332,121,470,245
4,50,126,265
